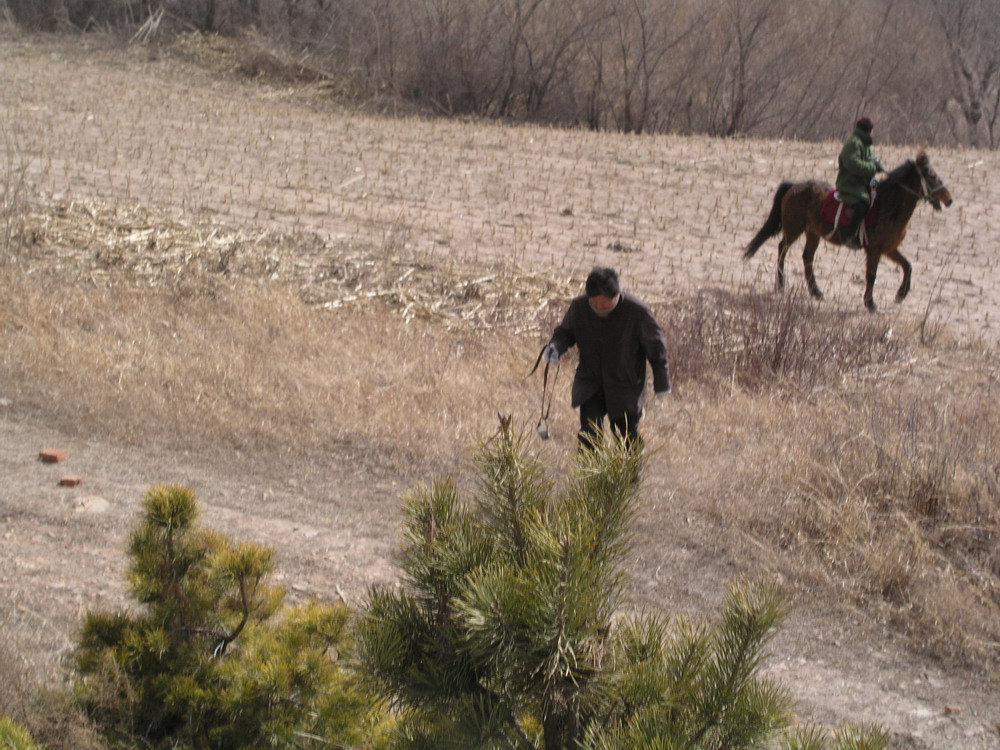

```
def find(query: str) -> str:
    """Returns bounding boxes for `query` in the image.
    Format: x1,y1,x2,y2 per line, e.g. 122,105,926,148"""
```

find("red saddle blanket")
820,190,878,228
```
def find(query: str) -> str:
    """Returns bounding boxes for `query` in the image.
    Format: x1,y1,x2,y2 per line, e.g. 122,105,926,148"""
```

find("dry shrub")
0,623,102,750
660,295,1000,665
665,288,900,392
4,0,60,31
15,689,103,750
733,385,1000,664
1,128,28,261
176,29,330,85
0,625,32,726
235,47,326,84
169,30,381,103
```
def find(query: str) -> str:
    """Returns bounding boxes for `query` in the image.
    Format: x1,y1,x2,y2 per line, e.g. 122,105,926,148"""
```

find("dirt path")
3,411,998,748
2,31,1000,748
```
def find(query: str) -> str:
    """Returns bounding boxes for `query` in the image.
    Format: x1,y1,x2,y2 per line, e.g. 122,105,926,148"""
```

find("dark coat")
836,127,885,207
548,292,670,419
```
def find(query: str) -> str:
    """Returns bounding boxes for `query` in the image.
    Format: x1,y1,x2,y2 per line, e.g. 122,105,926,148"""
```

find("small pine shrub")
0,716,42,750
781,722,890,750
75,483,381,748
358,419,883,749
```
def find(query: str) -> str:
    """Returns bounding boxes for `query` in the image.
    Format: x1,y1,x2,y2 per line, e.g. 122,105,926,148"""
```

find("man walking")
543,267,671,450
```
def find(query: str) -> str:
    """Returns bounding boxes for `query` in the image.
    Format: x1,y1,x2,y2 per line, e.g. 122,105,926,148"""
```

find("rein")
528,345,559,439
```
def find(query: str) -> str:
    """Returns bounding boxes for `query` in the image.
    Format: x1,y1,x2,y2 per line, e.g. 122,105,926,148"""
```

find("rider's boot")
844,202,869,249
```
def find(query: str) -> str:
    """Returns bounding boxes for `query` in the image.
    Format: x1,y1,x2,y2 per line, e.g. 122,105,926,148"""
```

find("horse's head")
915,151,953,211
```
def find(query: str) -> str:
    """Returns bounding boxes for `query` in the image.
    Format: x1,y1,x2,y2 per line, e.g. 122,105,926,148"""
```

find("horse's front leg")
802,234,823,299
864,249,881,312
884,248,912,302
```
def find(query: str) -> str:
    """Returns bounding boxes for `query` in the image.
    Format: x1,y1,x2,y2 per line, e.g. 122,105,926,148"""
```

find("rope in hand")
528,345,560,440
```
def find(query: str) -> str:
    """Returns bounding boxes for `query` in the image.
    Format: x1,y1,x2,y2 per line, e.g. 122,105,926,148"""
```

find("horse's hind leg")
776,204,807,293
884,247,912,302
863,249,882,312
776,227,805,292
802,233,823,299
776,236,791,291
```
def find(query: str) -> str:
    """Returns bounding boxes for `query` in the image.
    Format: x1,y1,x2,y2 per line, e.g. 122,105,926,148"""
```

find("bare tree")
395,0,507,115
5,0,61,29
610,0,662,133
770,5,853,140
603,0,703,134
928,0,1000,147
495,0,595,119
567,0,630,131
12,0,986,147
695,0,789,136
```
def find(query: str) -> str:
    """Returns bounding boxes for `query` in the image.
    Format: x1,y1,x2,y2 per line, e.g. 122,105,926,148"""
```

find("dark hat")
856,116,874,133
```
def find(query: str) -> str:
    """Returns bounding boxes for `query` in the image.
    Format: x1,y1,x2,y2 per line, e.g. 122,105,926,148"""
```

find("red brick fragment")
39,449,67,463
59,476,83,487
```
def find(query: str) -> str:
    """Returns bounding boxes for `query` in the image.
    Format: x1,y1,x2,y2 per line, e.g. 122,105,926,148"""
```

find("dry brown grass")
4,193,1000,671
704,370,1000,665
1,127,28,260
0,618,103,749
0,198,570,477
0,619,33,725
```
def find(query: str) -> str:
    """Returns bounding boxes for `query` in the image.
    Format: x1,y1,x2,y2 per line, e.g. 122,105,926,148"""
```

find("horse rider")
542,266,671,451
836,116,885,249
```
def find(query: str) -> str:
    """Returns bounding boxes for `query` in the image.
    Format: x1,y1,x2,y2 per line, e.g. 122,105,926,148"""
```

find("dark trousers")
578,390,641,450
846,200,870,241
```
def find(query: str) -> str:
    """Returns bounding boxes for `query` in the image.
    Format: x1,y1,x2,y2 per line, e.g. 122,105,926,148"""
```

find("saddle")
821,190,879,229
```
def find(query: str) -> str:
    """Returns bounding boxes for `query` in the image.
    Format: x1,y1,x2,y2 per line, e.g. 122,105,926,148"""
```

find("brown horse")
743,151,952,311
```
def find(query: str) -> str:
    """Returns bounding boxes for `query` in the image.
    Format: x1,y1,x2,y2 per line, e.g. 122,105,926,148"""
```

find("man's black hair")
585,266,620,298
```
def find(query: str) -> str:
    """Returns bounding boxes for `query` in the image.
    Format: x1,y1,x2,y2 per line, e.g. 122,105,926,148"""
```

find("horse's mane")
875,160,919,221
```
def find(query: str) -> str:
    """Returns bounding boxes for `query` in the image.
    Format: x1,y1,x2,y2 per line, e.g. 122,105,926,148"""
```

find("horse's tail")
743,181,793,259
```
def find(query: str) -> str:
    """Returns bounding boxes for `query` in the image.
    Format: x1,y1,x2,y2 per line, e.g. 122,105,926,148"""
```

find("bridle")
896,162,948,204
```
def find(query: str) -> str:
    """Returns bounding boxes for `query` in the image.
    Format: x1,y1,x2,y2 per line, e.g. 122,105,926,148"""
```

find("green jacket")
835,127,885,206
